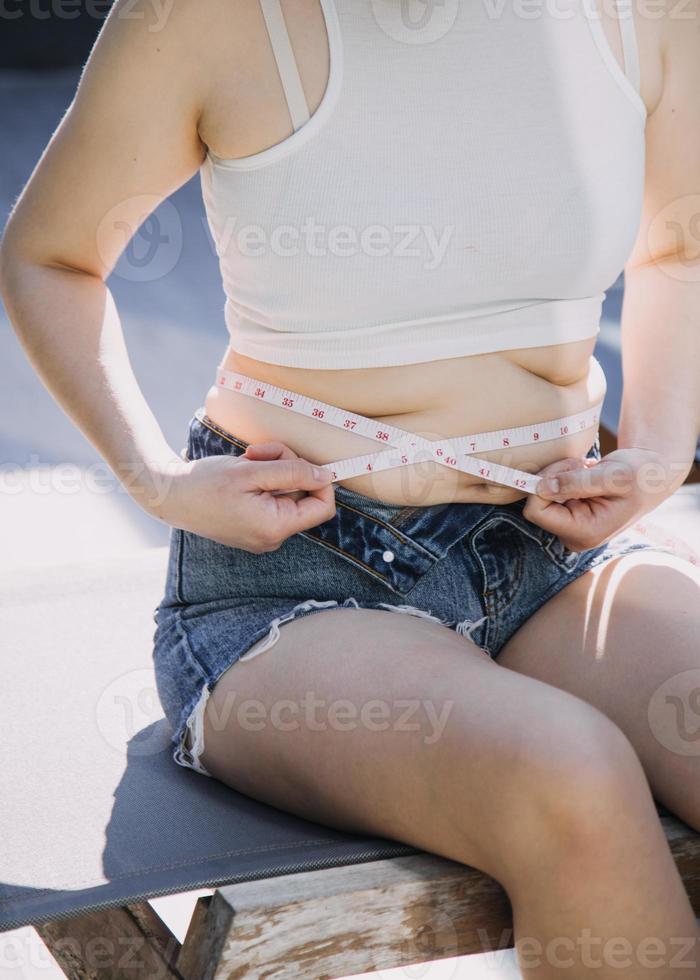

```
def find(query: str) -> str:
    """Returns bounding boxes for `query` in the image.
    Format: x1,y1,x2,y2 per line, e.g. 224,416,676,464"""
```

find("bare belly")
203,339,607,506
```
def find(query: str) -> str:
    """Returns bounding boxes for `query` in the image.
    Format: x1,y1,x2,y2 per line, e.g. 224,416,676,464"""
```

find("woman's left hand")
523,447,687,552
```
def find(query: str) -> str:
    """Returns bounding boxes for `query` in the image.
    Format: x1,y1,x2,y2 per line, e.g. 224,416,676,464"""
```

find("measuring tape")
215,366,603,494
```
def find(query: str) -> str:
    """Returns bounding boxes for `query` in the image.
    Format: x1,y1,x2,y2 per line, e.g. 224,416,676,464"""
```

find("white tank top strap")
611,0,641,92
259,0,311,131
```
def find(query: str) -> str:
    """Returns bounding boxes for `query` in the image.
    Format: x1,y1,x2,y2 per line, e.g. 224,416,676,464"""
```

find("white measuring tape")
216,366,603,494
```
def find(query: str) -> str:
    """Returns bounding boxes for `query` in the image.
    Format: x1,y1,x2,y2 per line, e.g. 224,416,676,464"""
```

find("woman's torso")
195,0,659,506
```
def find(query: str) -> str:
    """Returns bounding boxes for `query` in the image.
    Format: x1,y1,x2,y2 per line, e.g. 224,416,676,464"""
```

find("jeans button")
382,550,395,563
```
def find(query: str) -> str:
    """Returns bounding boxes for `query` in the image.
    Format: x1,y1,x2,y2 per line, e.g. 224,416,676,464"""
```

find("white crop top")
200,0,647,369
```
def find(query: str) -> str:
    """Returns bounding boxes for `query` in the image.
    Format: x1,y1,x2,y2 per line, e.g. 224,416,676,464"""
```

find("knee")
486,706,654,885
537,711,648,837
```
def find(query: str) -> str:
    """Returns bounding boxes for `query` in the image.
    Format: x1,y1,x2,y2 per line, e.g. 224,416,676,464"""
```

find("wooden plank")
176,894,233,980
662,815,700,910
128,902,184,973
176,814,700,980
178,852,512,980
36,902,183,980
33,813,700,980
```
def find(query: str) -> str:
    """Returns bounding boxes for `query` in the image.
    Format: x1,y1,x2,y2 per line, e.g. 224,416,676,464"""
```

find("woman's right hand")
156,442,336,553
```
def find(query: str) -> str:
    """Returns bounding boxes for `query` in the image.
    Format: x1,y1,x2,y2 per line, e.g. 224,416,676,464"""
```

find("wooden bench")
34,814,700,980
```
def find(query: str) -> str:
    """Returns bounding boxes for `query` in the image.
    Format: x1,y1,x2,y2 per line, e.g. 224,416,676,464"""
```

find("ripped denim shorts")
152,407,660,778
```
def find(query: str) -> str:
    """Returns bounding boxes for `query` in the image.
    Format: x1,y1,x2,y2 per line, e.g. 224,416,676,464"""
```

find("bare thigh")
498,550,700,828
199,606,656,887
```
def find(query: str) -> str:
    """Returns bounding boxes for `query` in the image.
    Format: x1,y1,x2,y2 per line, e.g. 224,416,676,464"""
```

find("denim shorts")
152,407,663,778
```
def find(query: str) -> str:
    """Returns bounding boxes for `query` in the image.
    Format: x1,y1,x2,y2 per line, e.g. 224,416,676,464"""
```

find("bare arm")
618,0,700,483
0,0,209,517
0,0,335,545
525,2,700,545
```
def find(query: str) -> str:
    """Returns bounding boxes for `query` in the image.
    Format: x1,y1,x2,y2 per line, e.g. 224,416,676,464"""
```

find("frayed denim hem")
173,597,492,777
174,683,214,778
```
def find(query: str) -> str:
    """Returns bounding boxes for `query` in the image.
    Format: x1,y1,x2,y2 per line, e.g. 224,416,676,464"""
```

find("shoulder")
633,0,700,118
89,0,232,80
657,0,700,94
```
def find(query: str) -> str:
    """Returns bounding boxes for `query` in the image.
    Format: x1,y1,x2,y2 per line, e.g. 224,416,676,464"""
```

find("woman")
2,0,700,974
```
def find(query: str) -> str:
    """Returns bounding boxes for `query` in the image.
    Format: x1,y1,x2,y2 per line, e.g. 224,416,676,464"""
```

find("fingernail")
313,466,331,481
539,477,560,494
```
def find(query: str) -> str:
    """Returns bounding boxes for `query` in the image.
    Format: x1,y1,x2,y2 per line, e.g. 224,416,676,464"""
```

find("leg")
200,607,700,978
498,551,700,831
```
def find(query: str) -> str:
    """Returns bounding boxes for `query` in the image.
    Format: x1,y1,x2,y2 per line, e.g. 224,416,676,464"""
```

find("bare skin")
1,0,700,976
200,600,700,979
498,551,700,834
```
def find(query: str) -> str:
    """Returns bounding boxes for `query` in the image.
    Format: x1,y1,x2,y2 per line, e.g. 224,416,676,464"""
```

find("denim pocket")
504,507,581,570
467,508,582,654
540,530,582,570
467,513,529,618
469,510,586,604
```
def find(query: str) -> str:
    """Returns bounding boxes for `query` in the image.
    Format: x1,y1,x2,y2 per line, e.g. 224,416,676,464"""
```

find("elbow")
0,223,103,300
